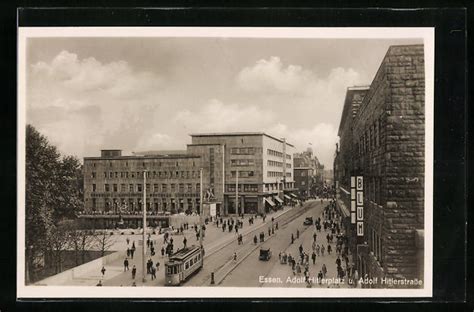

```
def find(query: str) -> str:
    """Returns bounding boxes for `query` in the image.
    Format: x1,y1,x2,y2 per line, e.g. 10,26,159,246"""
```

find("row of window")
93,198,200,210
89,160,196,168
267,149,291,160
356,117,381,156
264,182,293,191
230,159,255,167
230,147,256,155
93,183,201,193
92,170,201,180
226,184,259,192
230,170,255,178
267,160,283,167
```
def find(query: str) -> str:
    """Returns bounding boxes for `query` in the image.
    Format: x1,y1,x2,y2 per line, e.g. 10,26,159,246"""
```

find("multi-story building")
189,132,296,214
82,132,297,227
334,44,425,286
293,147,324,198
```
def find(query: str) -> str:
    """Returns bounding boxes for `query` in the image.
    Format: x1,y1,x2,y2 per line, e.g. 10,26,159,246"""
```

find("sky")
25,36,422,167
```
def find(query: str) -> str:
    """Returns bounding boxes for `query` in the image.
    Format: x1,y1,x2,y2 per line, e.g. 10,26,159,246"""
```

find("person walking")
156,261,160,271
124,258,129,271
233,252,237,262
151,265,157,280
291,233,294,244
127,248,131,258
161,246,165,257
101,266,106,276
321,245,325,256
132,265,137,279
327,244,332,255
296,229,300,239
96,280,103,286
311,251,316,265
183,237,187,249
322,264,327,278
253,235,258,245
299,244,303,255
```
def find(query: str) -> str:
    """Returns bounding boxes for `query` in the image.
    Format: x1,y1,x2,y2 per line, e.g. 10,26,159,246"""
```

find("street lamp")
142,170,147,283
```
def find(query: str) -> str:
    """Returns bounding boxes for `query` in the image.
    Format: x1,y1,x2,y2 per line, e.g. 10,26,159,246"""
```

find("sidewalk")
42,206,294,287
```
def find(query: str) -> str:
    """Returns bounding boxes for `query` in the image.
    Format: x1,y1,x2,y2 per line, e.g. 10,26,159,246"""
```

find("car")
303,217,314,225
259,248,272,261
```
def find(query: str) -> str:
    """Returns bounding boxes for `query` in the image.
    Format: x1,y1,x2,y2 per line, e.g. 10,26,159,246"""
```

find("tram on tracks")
164,245,204,286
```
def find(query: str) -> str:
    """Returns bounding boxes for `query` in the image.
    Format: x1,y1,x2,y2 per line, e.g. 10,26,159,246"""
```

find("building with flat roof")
82,132,297,226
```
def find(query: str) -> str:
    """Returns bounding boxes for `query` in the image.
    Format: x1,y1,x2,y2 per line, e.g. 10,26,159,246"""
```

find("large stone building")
82,132,297,227
334,44,425,286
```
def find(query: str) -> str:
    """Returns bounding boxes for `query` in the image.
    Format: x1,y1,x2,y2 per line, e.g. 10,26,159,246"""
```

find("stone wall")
351,44,425,282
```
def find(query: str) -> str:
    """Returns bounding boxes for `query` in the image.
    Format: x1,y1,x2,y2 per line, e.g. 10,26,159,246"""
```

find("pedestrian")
233,252,237,262
276,222,279,230
336,256,341,267
268,227,271,236
124,258,129,271
132,282,137,287
101,266,106,276
322,264,327,278
296,229,300,239
327,244,332,255
183,237,187,249
311,252,316,265
127,248,131,257
151,246,155,256
313,232,317,242
299,244,303,255
161,246,165,257
126,237,130,245
291,233,294,244
321,245,325,256
318,271,323,284
132,265,137,279
156,261,160,271
254,235,258,245
316,244,320,256
96,280,103,286
151,266,156,280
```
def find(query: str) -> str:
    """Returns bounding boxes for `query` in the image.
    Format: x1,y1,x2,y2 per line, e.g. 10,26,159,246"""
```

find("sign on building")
356,176,364,237
350,177,356,224
209,203,217,217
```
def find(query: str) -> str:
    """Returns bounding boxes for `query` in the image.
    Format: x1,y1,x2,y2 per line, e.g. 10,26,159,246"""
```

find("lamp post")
142,170,147,283
199,168,204,248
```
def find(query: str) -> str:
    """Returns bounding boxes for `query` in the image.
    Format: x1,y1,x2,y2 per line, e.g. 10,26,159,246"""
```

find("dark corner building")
293,148,324,198
334,44,425,286
81,132,298,228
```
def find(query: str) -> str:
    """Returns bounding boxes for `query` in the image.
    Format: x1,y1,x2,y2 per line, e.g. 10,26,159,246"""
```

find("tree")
25,125,84,283
93,228,116,257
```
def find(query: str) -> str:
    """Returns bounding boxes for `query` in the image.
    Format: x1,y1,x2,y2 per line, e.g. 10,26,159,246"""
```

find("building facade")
334,44,425,286
82,132,297,225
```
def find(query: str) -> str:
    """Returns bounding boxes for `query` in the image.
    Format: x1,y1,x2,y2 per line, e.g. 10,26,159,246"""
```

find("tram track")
185,200,324,286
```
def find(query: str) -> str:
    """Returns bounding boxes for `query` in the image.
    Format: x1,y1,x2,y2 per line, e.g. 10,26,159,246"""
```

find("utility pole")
235,170,239,216
199,168,204,248
142,170,147,283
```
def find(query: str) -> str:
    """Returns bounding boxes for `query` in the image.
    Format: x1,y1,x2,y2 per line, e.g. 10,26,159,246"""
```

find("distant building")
82,132,297,227
293,148,324,197
334,45,425,285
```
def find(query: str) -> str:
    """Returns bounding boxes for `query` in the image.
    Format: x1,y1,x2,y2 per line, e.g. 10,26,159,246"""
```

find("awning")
284,195,292,200
264,197,276,207
290,193,298,198
274,196,283,204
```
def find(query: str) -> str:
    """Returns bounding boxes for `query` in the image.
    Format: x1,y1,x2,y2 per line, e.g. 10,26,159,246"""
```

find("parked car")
303,217,314,225
259,248,272,261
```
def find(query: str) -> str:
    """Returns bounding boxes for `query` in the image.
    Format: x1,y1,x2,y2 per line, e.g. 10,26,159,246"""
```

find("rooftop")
190,132,294,147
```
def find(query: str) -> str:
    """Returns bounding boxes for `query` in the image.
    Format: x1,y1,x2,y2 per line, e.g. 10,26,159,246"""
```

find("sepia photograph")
17,27,434,298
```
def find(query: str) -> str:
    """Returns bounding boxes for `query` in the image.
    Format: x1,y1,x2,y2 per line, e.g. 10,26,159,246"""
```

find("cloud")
173,99,277,133
27,50,165,157
265,123,338,167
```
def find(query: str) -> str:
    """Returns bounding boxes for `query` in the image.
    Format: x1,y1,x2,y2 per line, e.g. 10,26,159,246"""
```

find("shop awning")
290,193,298,198
284,195,292,200
274,196,283,204
264,197,276,207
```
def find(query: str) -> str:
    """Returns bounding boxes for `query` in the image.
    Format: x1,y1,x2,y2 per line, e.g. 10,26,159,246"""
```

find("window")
179,183,185,193
91,172,96,179
115,172,118,178
92,198,96,209
243,184,258,192
171,184,176,193
104,172,107,178
137,184,142,192
187,183,192,193
154,184,159,192
109,172,113,178
105,184,110,192
302,181,306,186
196,183,200,192
162,184,167,193
113,184,118,192
146,184,150,193
129,184,134,192
121,184,126,192
92,184,96,192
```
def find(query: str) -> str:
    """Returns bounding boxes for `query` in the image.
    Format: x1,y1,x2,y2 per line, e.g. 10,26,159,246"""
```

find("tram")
164,245,204,286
